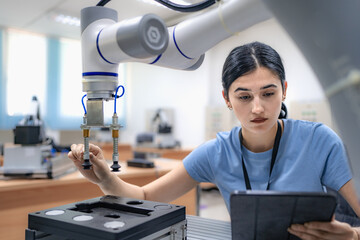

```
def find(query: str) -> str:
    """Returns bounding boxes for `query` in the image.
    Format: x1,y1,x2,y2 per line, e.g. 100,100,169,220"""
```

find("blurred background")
0,2,349,238
0,0,335,148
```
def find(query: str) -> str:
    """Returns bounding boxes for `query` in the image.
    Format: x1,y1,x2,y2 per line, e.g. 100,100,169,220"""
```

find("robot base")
26,195,186,240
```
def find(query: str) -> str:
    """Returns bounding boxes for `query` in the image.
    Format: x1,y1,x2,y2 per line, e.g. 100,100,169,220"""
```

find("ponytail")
279,102,287,119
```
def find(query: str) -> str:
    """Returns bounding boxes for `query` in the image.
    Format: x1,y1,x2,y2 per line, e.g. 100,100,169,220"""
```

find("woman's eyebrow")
234,87,250,92
261,84,278,90
234,84,277,92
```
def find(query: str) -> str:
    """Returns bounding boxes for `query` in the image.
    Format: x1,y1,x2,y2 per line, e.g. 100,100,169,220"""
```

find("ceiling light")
51,13,80,27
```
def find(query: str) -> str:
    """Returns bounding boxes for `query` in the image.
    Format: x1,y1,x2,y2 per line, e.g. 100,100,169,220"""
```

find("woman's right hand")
68,143,114,185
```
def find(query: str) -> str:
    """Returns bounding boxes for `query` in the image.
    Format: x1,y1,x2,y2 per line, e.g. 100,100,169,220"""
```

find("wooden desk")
94,142,194,161
0,158,197,240
134,146,193,160
134,147,216,190
96,143,134,161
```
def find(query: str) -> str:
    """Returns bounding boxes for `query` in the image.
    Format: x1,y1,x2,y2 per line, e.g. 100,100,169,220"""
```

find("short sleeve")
316,125,352,191
183,140,216,183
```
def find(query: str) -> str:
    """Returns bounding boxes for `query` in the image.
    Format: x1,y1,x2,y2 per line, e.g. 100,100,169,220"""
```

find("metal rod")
110,113,121,172
81,115,92,170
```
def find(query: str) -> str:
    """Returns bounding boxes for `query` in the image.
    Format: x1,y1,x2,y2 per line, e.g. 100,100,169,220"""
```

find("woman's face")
223,67,287,135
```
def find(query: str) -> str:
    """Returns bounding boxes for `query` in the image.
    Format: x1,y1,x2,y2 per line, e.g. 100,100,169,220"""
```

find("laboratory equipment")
13,96,45,145
1,144,73,179
26,200,233,240
136,109,180,149
151,109,180,148
26,195,186,240
0,96,74,179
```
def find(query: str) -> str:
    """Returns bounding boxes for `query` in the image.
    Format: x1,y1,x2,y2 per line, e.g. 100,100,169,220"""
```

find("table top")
0,158,181,192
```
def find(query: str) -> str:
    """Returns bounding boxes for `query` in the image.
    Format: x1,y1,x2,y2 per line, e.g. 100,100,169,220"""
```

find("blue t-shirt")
183,119,352,211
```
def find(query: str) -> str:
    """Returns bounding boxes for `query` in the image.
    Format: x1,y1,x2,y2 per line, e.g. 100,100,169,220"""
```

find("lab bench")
0,158,198,240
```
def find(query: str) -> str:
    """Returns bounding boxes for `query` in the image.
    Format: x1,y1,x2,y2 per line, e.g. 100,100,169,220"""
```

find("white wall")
206,18,324,106
120,18,325,148
120,60,211,147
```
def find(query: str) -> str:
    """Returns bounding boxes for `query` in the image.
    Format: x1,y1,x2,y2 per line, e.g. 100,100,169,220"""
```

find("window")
0,29,126,130
59,38,83,117
6,29,47,117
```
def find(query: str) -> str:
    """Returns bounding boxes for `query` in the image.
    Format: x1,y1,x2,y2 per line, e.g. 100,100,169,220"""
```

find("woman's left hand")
288,217,358,240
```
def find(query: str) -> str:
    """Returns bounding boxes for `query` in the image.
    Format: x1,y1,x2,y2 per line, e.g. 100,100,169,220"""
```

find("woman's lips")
251,118,267,123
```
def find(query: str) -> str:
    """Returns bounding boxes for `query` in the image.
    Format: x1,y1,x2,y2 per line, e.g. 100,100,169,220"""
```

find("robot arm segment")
81,0,271,103
98,14,169,62
81,6,169,101
146,0,272,70
81,6,169,130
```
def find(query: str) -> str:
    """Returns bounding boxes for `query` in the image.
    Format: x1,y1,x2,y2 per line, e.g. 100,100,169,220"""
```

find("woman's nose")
251,97,264,114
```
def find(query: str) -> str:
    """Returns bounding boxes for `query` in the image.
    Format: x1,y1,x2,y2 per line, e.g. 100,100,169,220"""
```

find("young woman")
69,42,360,239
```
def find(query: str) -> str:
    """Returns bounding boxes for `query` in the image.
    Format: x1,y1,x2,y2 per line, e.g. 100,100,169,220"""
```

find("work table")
0,158,197,240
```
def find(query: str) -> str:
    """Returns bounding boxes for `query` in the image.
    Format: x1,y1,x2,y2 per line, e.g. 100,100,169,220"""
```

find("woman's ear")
222,90,232,109
283,81,288,101
222,90,229,103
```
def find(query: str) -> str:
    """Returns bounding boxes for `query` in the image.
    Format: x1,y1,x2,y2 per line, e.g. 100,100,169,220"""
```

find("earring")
228,105,233,110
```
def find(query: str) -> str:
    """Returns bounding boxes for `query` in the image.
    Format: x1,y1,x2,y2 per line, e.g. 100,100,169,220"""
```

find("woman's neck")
241,121,282,153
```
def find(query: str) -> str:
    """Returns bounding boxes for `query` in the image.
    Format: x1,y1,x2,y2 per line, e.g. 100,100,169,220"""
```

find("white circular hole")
45,210,65,216
73,215,94,221
104,221,125,229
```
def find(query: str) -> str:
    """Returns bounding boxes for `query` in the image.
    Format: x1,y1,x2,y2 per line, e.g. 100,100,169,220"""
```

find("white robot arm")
79,0,271,171
80,0,271,126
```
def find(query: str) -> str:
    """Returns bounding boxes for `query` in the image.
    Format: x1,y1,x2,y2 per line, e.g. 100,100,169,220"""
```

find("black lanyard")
239,121,282,190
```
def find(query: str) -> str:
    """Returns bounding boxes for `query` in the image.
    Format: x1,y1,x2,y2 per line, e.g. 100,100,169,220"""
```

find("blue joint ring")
82,72,118,77
173,26,193,60
96,29,116,65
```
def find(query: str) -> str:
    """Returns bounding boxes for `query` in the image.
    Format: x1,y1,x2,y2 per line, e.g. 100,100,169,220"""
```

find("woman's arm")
288,180,360,240
98,160,198,202
339,180,360,217
143,163,199,203
68,143,199,202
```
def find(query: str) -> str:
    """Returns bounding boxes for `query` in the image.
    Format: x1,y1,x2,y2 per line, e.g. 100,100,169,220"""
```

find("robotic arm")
81,0,271,108
80,0,271,171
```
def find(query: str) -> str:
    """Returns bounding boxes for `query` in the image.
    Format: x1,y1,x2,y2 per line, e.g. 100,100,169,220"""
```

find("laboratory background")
0,0,333,148
0,0,358,239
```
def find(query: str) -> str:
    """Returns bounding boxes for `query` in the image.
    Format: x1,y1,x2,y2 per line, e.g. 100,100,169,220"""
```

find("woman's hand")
288,217,359,240
68,143,113,185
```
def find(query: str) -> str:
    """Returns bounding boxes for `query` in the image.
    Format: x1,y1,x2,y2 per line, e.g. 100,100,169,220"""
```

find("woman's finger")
70,144,83,160
89,144,105,159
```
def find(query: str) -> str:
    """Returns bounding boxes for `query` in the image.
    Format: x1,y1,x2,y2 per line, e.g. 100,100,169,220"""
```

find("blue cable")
82,94,87,115
114,85,125,114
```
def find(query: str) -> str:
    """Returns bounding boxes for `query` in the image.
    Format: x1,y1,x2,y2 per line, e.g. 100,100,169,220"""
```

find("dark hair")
222,42,287,119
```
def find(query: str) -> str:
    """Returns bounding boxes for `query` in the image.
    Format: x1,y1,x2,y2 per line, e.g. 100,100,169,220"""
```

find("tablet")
230,191,337,240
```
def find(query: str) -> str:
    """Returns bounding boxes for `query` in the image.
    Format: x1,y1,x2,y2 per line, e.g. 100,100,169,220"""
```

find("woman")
69,42,360,239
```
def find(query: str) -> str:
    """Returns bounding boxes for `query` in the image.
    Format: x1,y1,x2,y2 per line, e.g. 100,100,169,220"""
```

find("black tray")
28,195,185,240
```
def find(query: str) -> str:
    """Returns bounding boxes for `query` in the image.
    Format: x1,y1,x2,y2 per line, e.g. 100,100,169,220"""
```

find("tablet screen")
230,191,337,240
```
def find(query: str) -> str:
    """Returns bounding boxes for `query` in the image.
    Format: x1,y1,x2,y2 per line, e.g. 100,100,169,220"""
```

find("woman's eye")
239,95,251,100
263,92,275,97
